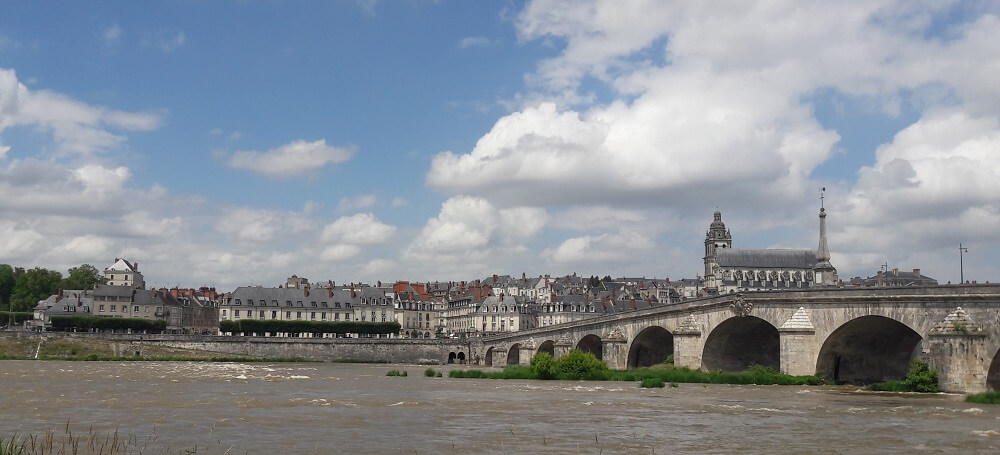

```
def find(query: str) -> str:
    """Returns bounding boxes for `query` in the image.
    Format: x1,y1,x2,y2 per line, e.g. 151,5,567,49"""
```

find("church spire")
814,188,838,285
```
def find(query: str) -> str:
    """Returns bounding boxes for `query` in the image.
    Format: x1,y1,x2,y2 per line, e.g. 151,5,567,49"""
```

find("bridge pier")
554,335,573,359
672,321,703,370
602,330,628,370
927,330,990,393
779,328,818,376
518,346,535,365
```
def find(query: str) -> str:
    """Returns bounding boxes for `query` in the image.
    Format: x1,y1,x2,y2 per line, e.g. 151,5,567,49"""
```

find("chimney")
327,288,333,298
134,262,138,271
913,269,921,276
892,268,899,276
304,288,310,297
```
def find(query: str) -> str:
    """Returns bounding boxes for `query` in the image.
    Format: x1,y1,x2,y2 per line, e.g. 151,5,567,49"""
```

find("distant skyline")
2,1,999,289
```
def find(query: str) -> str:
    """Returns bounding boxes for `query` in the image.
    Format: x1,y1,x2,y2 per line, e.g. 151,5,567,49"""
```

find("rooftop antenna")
819,187,826,210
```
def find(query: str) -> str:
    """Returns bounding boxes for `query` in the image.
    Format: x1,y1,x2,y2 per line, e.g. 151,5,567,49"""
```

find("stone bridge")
472,285,1000,393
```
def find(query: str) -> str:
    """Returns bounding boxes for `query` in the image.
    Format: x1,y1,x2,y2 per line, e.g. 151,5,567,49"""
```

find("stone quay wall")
2,332,472,365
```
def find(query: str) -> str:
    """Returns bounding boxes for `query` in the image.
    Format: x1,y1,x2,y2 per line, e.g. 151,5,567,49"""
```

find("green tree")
61,264,106,290
10,267,63,312
0,264,15,311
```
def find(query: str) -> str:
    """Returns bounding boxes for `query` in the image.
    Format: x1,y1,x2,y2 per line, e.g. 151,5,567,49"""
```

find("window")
110,305,116,312
234,309,240,318
221,309,228,317
134,306,140,313
235,299,241,305
321,312,327,320
99,305,105,312
310,312,316,320
296,311,302,319
334,313,340,321
259,310,265,319
285,311,291,318
271,311,277,319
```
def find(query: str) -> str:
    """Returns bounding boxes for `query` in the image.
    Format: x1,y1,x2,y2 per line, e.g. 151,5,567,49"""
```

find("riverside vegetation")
865,360,941,393
449,350,827,386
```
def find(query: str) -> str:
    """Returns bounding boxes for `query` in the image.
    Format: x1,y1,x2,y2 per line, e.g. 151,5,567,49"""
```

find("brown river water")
1,360,999,454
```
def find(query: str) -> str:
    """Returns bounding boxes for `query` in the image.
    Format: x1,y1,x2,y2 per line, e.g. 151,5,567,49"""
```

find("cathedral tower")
813,195,839,286
703,211,732,288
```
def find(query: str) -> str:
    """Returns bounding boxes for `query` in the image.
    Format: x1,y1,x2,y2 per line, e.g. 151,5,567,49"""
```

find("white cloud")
458,36,492,48
161,31,185,52
337,194,377,212
103,24,122,46
391,197,410,208
321,213,396,245
0,221,43,256
544,229,654,264
227,139,355,178
0,68,163,156
321,244,361,262
216,207,315,242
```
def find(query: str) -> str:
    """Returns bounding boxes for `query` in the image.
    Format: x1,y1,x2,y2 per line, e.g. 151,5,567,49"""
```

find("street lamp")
959,243,969,284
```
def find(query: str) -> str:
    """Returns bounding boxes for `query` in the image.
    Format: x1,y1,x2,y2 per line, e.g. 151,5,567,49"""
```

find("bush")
902,360,940,393
386,370,407,377
866,360,940,393
554,350,609,380
641,377,665,388
530,352,558,379
663,354,674,365
424,368,436,377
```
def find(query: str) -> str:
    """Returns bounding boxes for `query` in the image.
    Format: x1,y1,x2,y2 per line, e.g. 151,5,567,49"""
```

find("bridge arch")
989,348,1000,391
537,340,555,357
576,334,603,360
484,347,495,366
627,326,674,369
816,315,921,384
702,316,779,372
507,343,522,365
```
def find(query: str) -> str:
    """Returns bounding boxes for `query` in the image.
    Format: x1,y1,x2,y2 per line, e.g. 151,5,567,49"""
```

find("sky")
2,0,1000,290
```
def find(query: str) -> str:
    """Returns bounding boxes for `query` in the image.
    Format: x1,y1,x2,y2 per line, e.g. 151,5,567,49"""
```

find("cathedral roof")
716,248,816,269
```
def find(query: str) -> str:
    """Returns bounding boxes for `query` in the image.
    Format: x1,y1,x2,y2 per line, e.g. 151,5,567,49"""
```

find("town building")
31,285,217,334
103,258,145,289
219,285,400,337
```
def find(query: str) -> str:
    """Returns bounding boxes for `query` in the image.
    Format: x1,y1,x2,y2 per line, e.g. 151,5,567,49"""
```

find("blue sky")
2,1,999,289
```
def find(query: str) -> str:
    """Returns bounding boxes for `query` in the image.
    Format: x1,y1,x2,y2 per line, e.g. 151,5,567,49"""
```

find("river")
1,361,998,454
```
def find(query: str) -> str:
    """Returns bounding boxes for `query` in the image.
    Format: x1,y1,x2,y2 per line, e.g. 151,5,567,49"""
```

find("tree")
0,264,15,311
62,264,106,290
9,267,63,312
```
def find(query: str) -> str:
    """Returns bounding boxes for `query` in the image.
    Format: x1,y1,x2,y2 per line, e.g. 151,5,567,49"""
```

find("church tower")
703,211,732,289
813,192,839,286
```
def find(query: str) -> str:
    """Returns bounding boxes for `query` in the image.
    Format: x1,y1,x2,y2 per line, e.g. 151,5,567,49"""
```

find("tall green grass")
965,391,1000,404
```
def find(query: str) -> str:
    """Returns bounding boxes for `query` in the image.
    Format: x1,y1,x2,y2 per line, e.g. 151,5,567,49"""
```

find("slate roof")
716,248,817,269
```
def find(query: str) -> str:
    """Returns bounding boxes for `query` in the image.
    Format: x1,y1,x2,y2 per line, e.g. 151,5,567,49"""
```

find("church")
702,205,839,294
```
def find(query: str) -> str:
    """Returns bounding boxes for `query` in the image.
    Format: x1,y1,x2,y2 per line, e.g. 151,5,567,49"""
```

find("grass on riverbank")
966,391,1000,404
449,351,826,386
0,426,196,455
333,358,389,364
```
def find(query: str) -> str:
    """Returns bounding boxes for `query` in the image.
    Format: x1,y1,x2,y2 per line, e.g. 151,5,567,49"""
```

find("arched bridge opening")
537,340,555,357
484,347,495,366
507,343,521,365
986,348,1000,391
627,326,674,369
702,316,779,372
576,334,603,360
816,315,921,384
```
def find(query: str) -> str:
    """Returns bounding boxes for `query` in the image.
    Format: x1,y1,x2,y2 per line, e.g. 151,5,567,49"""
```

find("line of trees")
0,264,107,313
50,316,167,332
220,320,401,336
